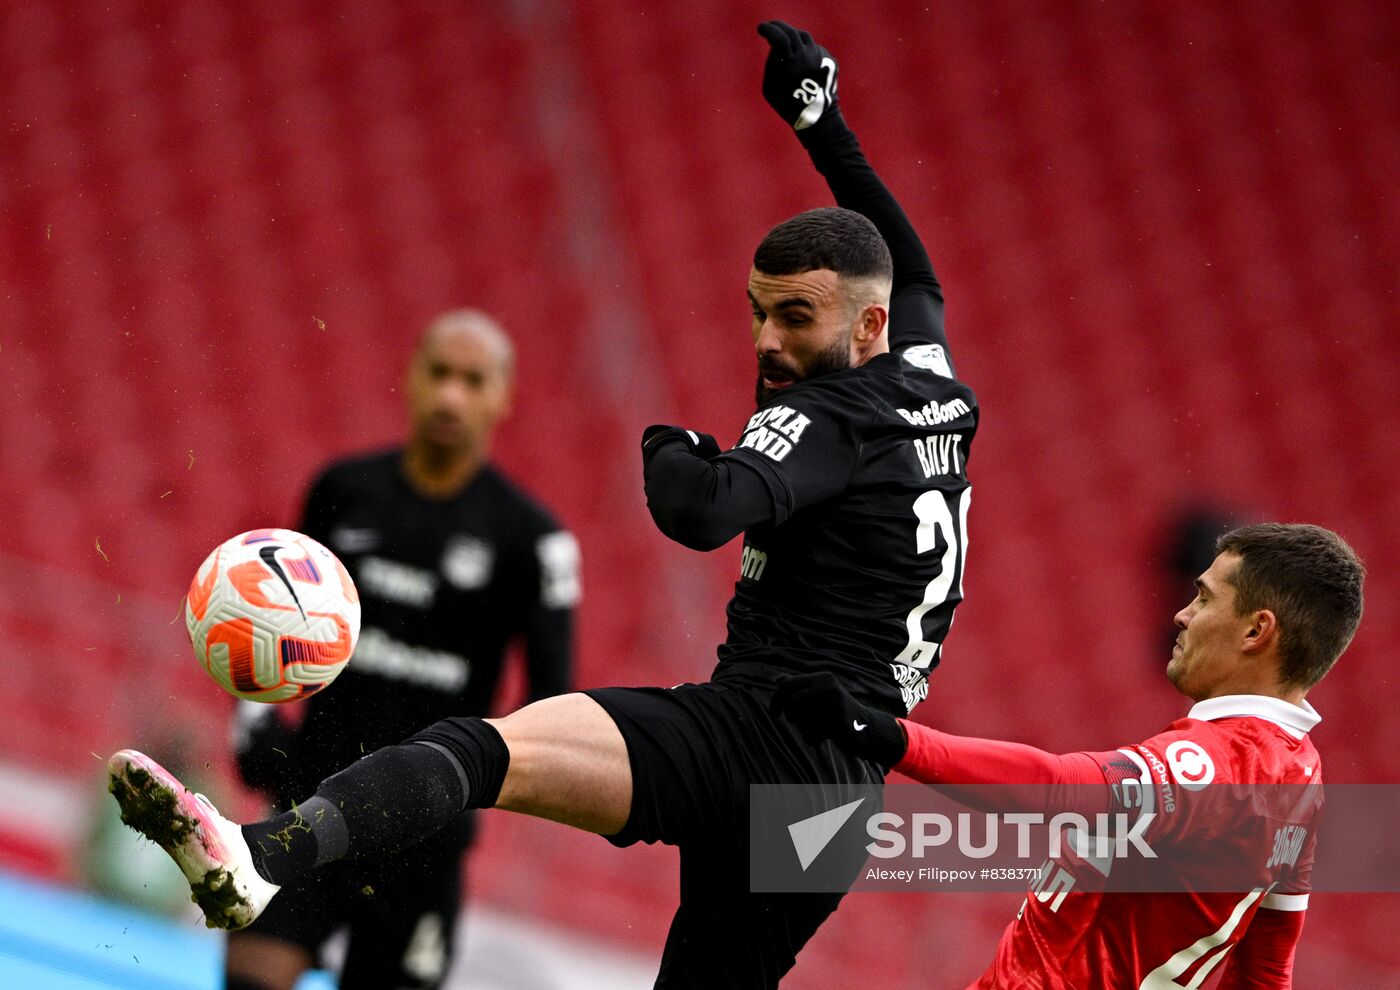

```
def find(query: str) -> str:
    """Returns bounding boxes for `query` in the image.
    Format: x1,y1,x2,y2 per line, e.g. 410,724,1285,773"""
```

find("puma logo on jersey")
898,397,970,427
912,434,964,478
739,405,812,462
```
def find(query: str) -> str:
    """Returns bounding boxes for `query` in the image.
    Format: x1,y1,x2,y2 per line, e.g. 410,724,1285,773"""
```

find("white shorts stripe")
1260,891,1309,912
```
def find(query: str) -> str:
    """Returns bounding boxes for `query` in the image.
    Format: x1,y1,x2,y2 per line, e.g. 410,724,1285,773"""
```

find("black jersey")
238,450,577,796
642,111,975,717
718,341,975,715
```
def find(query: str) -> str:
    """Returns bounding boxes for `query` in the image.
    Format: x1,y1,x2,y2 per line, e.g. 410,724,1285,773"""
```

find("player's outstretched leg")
106,749,280,930
108,695,630,930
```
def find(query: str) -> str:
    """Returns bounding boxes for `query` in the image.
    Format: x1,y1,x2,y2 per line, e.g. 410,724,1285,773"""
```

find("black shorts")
585,671,883,988
240,823,471,990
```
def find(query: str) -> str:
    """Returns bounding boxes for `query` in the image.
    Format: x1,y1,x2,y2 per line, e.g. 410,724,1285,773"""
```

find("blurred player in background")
108,23,970,987
774,523,1364,988
226,310,578,990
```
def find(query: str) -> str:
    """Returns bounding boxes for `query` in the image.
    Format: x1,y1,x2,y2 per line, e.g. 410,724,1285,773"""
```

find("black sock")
244,718,508,887
242,795,346,886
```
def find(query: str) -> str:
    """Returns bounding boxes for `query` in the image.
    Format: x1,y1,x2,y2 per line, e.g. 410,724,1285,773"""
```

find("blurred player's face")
406,325,513,458
1168,552,1251,699
749,268,859,406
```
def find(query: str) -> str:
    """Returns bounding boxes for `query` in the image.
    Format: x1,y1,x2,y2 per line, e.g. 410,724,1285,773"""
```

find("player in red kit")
773,522,1364,988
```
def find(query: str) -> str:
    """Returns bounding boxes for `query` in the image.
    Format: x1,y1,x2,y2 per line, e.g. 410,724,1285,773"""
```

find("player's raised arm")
758,21,949,358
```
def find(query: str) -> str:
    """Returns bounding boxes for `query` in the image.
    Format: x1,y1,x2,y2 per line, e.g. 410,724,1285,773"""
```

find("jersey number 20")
895,486,971,671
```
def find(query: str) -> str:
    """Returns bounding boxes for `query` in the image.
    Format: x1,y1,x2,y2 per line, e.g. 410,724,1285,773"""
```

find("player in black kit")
108,24,975,988
225,310,577,990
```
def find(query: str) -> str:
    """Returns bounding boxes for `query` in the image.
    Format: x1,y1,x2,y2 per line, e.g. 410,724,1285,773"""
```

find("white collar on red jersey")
1188,695,1321,739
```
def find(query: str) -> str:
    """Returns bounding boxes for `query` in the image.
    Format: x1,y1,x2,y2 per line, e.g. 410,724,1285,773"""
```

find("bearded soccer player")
773,523,1364,988
227,311,577,990
105,23,977,987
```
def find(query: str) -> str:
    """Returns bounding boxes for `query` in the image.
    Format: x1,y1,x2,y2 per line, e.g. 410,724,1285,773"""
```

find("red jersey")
968,695,1320,989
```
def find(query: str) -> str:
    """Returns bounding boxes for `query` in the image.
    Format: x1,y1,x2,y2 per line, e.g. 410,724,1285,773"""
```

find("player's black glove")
757,20,840,131
641,425,722,460
770,671,907,768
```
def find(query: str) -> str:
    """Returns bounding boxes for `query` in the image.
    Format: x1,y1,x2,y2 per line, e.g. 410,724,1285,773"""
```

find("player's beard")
755,334,853,406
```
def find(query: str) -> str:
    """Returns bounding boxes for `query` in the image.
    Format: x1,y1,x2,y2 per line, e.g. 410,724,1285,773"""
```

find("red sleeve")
1215,907,1305,989
895,719,1111,816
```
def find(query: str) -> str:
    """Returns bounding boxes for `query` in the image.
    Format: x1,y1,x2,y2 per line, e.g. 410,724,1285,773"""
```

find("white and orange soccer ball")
185,529,361,703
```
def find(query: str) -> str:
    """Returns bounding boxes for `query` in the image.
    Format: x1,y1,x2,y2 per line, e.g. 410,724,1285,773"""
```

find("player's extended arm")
758,21,947,354
898,718,1111,816
772,671,1109,815
641,426,778,551
1214,907,1305,989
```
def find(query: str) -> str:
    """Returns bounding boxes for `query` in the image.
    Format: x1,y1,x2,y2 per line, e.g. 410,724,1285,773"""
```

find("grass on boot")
108,763,248,928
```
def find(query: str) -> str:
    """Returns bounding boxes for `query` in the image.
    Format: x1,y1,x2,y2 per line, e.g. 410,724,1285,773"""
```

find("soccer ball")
185,529,361,703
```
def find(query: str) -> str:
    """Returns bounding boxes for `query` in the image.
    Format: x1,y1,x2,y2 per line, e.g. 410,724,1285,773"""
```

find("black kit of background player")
234,352,577,989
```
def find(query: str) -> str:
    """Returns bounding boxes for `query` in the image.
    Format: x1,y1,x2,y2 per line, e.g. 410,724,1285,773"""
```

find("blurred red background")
1,0,1396,984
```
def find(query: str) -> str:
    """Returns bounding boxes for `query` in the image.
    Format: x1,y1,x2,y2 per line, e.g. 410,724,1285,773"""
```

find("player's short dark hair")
754,207,894,283
1216,523,1365,688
